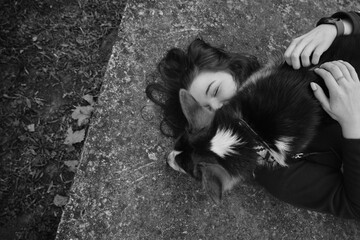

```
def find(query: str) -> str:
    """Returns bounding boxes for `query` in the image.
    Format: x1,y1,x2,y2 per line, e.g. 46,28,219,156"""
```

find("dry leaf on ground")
64,128,85,145
71,105,94,126
53,194,68,207
64,160,79,172
26,124,35,132
82,94,95,105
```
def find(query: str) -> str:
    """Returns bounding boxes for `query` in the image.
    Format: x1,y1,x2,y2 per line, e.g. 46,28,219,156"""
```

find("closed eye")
213,85,220,97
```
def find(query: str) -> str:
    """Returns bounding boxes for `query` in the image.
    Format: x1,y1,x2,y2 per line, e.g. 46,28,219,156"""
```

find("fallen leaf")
72,106,94,117
53,194,68,207
82,94,95,105
71,106,94,126
76,114,89,126
64,160,79,172
64,127,85,145
27,124,35,132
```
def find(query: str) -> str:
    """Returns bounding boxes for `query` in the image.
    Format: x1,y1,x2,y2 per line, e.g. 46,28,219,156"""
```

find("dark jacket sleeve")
316,11,360,35
341,138,360,217
254,138,360,220
254,11,360,220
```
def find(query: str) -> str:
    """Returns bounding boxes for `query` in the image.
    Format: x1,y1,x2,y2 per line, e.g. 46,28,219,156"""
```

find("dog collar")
238,119,278,166
253,145,278,166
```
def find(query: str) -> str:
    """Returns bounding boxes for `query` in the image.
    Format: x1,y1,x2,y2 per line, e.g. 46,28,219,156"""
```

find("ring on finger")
335,76,345,82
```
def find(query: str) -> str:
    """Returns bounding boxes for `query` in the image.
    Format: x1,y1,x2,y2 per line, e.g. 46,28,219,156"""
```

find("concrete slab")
56,0,360,239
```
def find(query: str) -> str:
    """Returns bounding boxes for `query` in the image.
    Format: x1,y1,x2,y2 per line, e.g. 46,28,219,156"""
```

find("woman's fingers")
285,38,323,69
329,61,353,82
318,61,359,86
339,60,360,82
310,82,332,116
311,44,327,65
300,41,316,67
284,38,303,69
313,66,339,95
284,38,299,66
284,24,337,69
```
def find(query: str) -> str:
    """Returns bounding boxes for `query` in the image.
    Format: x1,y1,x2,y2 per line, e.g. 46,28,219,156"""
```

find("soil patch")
0,0,126,239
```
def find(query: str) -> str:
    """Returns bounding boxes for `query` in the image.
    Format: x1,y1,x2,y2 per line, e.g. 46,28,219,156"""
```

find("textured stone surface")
56,0,360,239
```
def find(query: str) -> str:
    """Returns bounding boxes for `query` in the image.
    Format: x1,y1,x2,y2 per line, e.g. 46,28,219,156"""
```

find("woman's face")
189,71,237,111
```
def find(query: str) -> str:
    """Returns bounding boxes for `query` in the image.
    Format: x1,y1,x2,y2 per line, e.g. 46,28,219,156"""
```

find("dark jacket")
254,11,360,220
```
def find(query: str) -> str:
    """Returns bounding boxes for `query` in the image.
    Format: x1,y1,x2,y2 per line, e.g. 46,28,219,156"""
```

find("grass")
0,0,126,239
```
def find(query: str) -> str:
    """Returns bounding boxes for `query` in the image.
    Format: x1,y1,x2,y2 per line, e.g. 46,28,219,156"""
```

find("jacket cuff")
342,137,360,148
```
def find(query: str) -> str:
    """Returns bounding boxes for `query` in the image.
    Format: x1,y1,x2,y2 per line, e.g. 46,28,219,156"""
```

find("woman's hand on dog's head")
284,19,353,70
284,24,337,70
313,60,360,139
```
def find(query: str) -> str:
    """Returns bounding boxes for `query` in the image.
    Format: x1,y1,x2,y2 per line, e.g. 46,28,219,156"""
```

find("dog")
166,35,360,203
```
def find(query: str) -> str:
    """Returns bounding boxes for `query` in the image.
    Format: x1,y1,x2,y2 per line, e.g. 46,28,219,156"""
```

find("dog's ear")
179,89,214,130
199,163,235,204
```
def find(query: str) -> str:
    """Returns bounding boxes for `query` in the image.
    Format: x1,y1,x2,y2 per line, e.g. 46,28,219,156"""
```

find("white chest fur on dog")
210,128,245,158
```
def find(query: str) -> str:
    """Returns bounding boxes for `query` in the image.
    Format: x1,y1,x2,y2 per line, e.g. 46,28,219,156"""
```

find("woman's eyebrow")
205,80,215,95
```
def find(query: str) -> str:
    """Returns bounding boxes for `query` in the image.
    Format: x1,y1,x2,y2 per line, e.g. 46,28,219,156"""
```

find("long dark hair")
146,38,260,138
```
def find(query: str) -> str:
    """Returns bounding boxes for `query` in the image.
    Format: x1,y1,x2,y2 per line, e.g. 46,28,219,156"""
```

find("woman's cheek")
224,87,236,100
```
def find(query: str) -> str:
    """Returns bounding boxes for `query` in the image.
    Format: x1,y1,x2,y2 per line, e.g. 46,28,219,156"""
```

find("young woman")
146,11,360,219
146,39,261,137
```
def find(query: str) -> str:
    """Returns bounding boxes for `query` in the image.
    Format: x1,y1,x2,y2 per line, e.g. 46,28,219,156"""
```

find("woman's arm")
284,11,360,69
254,139,360,219
255,60,360,219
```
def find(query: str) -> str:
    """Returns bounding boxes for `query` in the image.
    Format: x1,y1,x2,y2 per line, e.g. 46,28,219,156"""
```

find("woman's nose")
209,100,223,110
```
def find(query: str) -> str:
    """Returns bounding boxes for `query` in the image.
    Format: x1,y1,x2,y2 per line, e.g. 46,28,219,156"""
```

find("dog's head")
167,89,257,203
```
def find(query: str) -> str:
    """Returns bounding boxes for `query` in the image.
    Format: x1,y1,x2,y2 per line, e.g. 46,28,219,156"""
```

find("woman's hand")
284,24,337,70
312,61,360,139
285,19,353,70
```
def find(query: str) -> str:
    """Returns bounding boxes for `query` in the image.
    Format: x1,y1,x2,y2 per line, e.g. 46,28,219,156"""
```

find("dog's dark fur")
167,35,360,203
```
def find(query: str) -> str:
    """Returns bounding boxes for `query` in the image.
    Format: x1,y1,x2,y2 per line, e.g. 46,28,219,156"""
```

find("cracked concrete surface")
56,0,360,239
